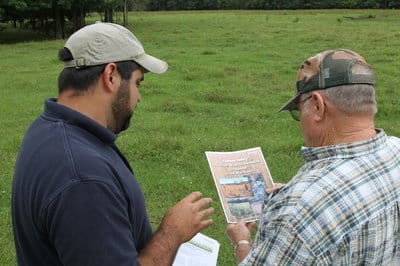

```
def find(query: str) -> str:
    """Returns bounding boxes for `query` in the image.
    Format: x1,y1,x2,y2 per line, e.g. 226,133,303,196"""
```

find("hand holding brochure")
205,147,274,223
173,233,220,266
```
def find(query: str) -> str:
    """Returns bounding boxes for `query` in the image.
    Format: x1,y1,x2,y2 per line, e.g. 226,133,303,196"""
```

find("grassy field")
1,9,400,265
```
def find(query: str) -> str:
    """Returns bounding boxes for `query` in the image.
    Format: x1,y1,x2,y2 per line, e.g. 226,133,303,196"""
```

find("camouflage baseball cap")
278,48,375,112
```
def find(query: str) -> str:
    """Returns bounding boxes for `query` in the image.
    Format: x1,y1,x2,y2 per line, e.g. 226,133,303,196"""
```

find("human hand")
266,182,285,195
138,192,213,265
159,191,214,245
226,220,256,262
226,219,256,245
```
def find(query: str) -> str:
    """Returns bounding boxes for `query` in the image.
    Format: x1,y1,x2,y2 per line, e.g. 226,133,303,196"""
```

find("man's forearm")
138,227,180,266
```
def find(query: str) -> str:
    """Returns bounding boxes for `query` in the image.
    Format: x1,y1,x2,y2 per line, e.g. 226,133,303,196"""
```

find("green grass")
1,9,400,265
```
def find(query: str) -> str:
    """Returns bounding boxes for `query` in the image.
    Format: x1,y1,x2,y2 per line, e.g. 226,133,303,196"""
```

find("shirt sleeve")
239,223,317,265
43,180,140,266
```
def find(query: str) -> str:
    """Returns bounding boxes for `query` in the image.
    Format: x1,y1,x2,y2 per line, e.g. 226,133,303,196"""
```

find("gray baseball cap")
278,49,375,111
63,22,168,74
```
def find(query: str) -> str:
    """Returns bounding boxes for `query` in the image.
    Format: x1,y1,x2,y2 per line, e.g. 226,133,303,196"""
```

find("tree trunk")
53,1,63,39
123,0,128,26
104,8,114,23
72,5,86,32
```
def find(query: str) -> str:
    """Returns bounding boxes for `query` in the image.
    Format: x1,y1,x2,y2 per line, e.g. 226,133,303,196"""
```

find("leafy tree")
337,0,358,8
388,0,400,8
1,0,398,39
0,0,27,27
0,0,130,38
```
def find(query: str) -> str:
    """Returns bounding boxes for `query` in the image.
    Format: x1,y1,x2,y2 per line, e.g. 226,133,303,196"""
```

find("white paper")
173,233,220,266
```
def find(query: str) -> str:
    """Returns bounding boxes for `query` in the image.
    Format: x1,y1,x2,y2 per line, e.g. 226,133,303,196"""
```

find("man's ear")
102,63,119,93
311,92,326,122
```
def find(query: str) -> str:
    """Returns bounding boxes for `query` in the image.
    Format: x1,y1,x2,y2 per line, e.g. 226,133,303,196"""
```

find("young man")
12,22,214,266
226,49,400,265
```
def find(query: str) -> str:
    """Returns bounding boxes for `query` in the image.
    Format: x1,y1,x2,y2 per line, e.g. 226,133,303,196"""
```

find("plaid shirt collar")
300,129,385,162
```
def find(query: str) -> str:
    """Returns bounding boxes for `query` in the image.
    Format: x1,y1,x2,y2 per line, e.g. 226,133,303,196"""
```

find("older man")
227,49,400,265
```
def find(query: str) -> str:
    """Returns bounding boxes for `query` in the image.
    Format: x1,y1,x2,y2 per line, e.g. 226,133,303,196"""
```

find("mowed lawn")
1,10,400,265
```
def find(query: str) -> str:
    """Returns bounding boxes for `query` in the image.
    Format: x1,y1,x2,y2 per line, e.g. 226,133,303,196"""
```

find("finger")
226,221,240,231
193,197,213,210
226,223,235,231
226,222,240,234
237,219,247,226
183,191,202,203
266,184,284,194
197,218,214,231
266,187,275,194
274,183,285,188
225,226,235,242
226,221,250,243
198,207,214,218
246,221,257,232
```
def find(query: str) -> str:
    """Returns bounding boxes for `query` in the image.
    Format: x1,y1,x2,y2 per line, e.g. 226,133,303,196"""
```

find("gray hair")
301,59,377,116
320,84,377,115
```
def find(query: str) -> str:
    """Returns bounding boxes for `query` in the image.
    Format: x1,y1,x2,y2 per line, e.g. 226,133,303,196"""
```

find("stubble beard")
111,80,133,134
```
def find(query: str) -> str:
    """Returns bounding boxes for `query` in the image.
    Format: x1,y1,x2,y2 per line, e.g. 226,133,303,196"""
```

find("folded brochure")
205,147,274,223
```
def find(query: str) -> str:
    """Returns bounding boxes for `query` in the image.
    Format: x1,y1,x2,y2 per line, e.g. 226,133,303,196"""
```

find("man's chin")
119,122,131,133
115,115,132,134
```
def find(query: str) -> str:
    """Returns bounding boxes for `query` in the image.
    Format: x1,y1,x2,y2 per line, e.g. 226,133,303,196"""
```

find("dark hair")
57,48,140,94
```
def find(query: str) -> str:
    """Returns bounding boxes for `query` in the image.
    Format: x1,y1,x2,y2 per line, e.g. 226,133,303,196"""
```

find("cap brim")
134,53,168,74
278,93,301,112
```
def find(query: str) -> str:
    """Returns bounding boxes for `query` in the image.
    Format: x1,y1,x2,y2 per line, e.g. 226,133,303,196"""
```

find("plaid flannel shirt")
240,130,400,265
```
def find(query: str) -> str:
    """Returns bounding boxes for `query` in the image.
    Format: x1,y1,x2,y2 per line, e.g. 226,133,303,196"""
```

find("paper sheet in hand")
173,233,220,266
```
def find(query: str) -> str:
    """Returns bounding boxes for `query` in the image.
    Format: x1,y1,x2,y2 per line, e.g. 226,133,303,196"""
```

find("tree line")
0,0,132,38
147,0,400,10
1,0,399,39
